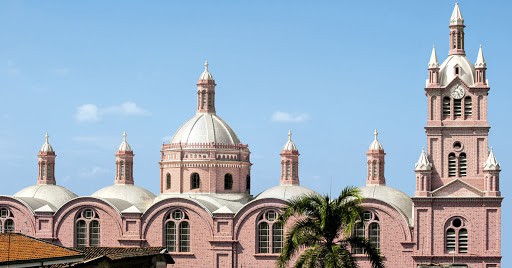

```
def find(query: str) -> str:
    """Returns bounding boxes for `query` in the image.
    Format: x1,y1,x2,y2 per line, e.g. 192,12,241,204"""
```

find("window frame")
164,209,190,252
190,173,200,189
0,207,15,233
352,210,380,254
256,210,283,254
75,208,100,247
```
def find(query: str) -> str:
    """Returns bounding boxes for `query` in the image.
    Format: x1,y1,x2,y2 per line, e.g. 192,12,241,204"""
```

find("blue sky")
1,0,510,264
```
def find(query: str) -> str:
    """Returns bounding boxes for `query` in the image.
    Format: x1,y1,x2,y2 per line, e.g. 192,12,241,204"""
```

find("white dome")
255,185,316,201
171,113,241,145
14,185,77,210
439,55,475,87
40,133,54,153
359,185,413,225
92,185,155,211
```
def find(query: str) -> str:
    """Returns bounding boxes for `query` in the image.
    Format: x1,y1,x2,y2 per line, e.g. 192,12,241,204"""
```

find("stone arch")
0,196,37,236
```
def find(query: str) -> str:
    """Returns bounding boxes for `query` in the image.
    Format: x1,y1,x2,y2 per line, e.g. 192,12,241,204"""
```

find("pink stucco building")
0,4,502,267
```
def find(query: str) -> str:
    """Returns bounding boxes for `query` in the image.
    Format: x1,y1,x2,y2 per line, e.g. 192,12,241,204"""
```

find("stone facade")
0,4,502,268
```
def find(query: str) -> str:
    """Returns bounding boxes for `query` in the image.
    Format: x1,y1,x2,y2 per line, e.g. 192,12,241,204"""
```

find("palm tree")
277,186,384,268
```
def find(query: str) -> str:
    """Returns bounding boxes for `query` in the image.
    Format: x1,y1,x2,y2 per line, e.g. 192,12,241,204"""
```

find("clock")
450,84,465,99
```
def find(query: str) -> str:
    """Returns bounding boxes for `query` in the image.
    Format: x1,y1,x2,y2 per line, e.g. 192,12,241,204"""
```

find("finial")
45,132,49,143
123,130,127,141
204,59,209,71
374,129,378,140
288,130,292,141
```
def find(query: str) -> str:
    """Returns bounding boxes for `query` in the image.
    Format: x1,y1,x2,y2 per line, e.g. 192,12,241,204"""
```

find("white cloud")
161,135,173,142
271,111,310,123
50,68,70,76
76,104,100,122
79,166,110,178
75,102,150,122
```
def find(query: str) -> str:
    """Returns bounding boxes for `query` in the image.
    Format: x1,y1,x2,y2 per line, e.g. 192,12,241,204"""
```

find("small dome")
171,113,241,145
438,55,475,87
359,185,413,225
92,185,155,211
255,185,316,201
118,131,132,151
14,185,77,210
40,132,54,153
368,129,383,150
199,60,214,81
282,130,298,151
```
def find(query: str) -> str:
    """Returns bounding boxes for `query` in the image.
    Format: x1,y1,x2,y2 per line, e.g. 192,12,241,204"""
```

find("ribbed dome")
170,113,241,145
14,185,77,210
368,129,383,150
40,133,54,153
118,131,132,151
359,185,413,225
199,60,214,81
255,185,316,201
439,55,475,87
92,185,155,210
282,130,298,151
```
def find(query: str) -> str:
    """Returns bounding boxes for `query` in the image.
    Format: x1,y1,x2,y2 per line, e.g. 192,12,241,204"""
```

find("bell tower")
423,3,495,194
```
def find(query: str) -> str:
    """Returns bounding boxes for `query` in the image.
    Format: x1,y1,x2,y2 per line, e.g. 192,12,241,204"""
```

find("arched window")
0,207,15,233
257,210,282,254
75,209,100,247
372,161,377,177
454,98,462,116
464,96,472,116
224,173,233,190
166,173,171,190
443,97,451,116
352,211,380,254
448,153,456,177
246,175,251,191
445,217,468,254
164,209,190,252
190,173,200,189
459,153,467,177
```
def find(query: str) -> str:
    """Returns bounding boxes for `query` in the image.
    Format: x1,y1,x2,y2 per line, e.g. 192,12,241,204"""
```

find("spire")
40,132,54,153
366,130,386,185
282,130,298,151
38,132,56,185
415,148,432,171
428,46,439,69
280,131,300,186
115,131,134,185
483,147,500,170
196,60,216,114
118,131,132,151
448,3,465,55
475,45,486,68
368,129,383,150
450,3,464,25
198,60,214,81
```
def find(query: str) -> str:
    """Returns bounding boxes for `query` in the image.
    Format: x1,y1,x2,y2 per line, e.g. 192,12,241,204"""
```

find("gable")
432,179,483,197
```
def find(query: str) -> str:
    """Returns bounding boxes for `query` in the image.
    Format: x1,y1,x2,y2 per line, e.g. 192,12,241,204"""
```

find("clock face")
450,84,465,99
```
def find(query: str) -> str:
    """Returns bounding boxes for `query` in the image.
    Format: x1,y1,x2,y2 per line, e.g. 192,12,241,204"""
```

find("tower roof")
282,130,298,151
483,147,500,170
450,3,464,26
40,132,54,153
118,131,132,152
198,60,214,81
428,46,439,69
475,45,487,68
368,129,383,150
415,148,432,171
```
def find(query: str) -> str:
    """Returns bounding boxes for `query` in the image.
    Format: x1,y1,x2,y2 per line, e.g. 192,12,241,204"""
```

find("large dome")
92,185,155,212
359,185,413,225
438,55,475,87
170,113,241,145
14,185,77,211
255,185,316,201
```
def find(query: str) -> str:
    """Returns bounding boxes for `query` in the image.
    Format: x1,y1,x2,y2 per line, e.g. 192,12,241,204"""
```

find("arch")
163,209,190,252
360,199,413,241
190,173,200,189
454,98,462,116
0,197,37,235
224,173,233,190
369,222,380,250
246,175,251,192
443,216,470,254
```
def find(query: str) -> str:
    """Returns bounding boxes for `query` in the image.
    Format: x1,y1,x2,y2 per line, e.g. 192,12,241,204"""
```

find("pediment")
445,76,470,91
432,179,483,197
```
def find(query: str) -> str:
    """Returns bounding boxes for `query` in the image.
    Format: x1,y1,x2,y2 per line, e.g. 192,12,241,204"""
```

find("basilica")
0,4,502,267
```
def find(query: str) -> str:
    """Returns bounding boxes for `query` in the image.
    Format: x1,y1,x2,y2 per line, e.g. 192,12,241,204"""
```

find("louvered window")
464,96,472,116
459,153,467,177
448,153,457,177
454,99,462,116
446,228,456,253
459,228,468,253
443,97,451,116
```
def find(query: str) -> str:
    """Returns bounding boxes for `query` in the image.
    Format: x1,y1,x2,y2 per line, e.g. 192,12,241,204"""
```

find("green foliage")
277,186,385,268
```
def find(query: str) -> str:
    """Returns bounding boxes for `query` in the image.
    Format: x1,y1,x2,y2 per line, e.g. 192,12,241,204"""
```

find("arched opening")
464,96,472,116
190,173,200,189
448,153,457,177
166,173,171,190
454,98,462,116
224,173,233,190
443,97,451,116
459,153,467,177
